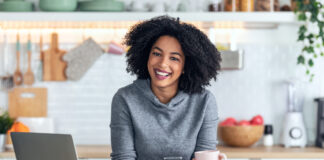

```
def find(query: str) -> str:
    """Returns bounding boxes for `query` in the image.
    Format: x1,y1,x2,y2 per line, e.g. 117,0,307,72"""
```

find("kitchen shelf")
0,12,299,29
0,12,296,22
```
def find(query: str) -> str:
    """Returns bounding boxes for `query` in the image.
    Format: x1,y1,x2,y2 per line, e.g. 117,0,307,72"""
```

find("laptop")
11,132,78,160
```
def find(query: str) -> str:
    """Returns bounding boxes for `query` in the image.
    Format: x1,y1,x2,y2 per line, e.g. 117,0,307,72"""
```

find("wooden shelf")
0,12,297,23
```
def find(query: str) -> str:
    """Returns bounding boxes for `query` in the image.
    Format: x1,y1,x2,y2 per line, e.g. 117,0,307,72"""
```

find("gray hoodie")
110,79,218,160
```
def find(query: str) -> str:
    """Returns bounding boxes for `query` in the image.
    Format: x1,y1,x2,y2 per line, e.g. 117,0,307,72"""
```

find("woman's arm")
110,92,137,160
194,93,219,152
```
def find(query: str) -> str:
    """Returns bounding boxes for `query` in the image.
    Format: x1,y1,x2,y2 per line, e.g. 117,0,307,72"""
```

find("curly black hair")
124,15,221,94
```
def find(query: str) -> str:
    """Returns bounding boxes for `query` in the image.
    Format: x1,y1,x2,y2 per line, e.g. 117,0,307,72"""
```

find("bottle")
263,124,274,146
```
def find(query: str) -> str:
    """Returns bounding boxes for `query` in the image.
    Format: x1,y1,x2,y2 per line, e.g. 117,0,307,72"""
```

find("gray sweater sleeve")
110,92,137,160
194,92,219,152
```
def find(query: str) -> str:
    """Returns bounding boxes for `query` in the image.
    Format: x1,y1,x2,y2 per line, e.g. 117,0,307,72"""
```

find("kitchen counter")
1,145,324,159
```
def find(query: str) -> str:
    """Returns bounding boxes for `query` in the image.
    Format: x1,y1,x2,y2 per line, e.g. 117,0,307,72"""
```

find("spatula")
13,33,23,86
23,33,34,86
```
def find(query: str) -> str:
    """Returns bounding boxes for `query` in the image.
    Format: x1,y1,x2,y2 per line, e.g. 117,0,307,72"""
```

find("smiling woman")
110,15,222,160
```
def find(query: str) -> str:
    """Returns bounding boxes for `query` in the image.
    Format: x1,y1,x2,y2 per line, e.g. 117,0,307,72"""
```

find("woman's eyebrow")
153,46,182,57
153,46,163,52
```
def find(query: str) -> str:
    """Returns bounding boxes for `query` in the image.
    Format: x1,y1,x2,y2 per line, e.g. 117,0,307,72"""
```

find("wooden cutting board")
43,32,67,81
9,87,47,118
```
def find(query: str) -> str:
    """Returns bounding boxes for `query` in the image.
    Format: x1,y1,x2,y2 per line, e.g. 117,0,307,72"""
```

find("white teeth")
156,71,169,76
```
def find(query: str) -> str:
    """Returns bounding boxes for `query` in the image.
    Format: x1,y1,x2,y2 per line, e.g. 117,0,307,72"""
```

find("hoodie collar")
134,79,187,109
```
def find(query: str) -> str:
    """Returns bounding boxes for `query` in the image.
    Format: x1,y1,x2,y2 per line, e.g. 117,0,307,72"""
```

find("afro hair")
124,15,221,94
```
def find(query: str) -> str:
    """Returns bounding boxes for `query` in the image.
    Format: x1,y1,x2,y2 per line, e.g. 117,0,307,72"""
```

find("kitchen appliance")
280,81,307,148
315,98,324,148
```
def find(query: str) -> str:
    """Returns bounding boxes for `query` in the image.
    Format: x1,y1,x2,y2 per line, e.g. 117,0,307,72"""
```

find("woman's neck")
151,83,178,104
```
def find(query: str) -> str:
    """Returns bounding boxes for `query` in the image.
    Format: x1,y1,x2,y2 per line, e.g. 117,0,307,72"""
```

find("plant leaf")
297,55,305,64
308,59,314,67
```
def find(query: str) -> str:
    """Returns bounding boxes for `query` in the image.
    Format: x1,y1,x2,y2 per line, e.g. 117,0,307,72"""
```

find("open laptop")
11,132,78,160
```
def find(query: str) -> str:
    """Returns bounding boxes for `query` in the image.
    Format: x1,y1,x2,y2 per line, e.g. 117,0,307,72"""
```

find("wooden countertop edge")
1,145,324,159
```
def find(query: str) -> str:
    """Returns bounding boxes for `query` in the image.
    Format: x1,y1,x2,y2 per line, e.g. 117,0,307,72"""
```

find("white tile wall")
1,22,324,146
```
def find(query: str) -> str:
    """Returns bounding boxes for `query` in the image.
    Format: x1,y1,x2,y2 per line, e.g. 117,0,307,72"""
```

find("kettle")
280,81,307,148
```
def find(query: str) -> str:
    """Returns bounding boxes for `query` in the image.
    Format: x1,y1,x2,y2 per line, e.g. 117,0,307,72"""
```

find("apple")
219,117,236,126
236,120,250,126
250,115,264,125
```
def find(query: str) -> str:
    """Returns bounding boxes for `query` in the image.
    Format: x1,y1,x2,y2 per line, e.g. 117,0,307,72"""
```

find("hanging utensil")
23,33,35,86
36,33,43,81
3,31,14,90
13,33,23,86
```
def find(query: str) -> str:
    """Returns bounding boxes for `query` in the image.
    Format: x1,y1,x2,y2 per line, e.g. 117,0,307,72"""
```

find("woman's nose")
158,56,169,67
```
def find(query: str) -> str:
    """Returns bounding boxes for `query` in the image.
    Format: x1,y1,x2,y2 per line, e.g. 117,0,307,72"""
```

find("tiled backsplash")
0,24,323,145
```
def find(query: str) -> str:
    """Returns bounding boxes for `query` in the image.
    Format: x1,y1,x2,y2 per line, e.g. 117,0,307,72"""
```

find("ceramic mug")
195,150,227,160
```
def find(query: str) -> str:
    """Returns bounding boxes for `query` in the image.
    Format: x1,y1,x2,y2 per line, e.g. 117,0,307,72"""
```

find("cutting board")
9,87,47,118
43,32,67,81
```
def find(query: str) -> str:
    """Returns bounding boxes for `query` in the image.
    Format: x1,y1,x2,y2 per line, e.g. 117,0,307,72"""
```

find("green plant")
0,111,14,134
295,0,324,81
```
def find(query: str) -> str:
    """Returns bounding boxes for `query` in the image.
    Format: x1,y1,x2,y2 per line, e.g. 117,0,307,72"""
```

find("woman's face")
147,35,185,90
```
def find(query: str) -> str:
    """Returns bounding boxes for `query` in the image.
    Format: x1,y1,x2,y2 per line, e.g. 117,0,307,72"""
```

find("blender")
280,81,307,148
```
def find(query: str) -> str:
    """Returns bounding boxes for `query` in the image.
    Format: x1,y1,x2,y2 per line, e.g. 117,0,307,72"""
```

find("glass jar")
208,0,223,12
291,0,309,11
224,0,239,11
255,0,280,11
241,0,254,12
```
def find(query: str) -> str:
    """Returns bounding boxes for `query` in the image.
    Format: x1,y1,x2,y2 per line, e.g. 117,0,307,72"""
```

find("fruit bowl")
218,125,264,147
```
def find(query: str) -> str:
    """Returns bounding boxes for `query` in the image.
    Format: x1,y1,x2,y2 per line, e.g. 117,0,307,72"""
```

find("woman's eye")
152,52,161,56
170,57,180,61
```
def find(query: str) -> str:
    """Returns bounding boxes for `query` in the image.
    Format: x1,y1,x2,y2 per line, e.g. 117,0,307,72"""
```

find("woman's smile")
154,69,171,80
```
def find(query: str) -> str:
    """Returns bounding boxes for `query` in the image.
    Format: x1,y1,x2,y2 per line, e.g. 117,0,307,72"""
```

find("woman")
110,15,222,160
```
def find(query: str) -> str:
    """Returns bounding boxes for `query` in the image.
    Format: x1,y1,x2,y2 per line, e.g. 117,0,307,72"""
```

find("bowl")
39,0,77,11
0,1,33,12
218,125,264,147
79,0,124,11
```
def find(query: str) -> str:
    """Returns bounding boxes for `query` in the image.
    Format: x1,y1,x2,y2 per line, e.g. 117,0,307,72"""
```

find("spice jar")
291,0,309,11
255,0,280,11
263,124,274,146
209,0,223,11
241,0,254,12
224,0,239,11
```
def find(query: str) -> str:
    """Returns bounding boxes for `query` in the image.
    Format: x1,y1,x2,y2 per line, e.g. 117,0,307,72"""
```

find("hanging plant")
294,0,324,81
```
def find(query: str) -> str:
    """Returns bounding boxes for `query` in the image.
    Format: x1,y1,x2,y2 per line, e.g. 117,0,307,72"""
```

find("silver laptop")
11,132,78,160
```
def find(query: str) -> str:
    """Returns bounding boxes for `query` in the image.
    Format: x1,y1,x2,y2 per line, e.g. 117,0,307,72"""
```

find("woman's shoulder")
191,88,216,101
113,79,147,98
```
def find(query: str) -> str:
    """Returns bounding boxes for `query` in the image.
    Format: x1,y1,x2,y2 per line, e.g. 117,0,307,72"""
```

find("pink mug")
195,150,227,160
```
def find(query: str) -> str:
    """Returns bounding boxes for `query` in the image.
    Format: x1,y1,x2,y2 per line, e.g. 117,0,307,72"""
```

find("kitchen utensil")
39,0,77,11
315,98,324,148
79,0,124,11
13,33,23,86
36,33,43,81
8,87,47,118
23,34,34,86
218,125,264,147
195,150,227,160
43,32,67,81
280,81,307,148
0,0,33,12
2,32,14,90
63,38,104,81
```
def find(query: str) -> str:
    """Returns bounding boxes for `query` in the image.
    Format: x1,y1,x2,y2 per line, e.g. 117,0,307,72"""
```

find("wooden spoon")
23,33,34,85
13,33,23,86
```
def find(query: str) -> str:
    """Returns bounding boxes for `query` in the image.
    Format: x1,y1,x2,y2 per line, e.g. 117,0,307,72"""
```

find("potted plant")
294,0,324,81
0,109,14,152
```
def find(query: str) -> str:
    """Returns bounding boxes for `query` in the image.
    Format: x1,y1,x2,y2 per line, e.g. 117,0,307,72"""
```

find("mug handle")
219,153,227,160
